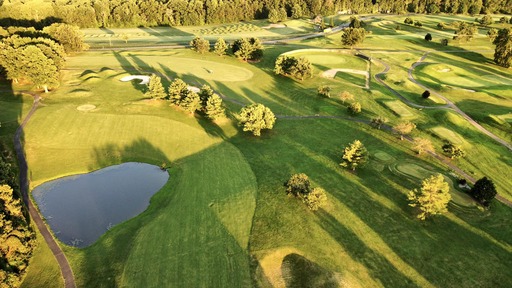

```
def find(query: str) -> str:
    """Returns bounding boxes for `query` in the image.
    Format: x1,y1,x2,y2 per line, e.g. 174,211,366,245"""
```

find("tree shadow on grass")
281,253,339,288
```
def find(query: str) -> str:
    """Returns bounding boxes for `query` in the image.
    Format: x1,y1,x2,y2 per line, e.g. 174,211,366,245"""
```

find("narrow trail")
14,94,76,288
408,52,512,151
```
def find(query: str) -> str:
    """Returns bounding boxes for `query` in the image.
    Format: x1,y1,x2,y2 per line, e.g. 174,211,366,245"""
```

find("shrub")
404,17,414,25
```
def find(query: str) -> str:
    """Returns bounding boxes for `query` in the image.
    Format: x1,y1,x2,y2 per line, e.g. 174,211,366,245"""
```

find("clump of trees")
408,174,451,220
341,28,367,47
189,36,210,54
238,103,275,136
404,17,414,25
393,121,416,140
340,140,368,171
42,23,89,53
0,145,35,287
412,137,434,155
285,173,327,211
453,22,477,42
493,28,512,68
371,116,388,129
232,38,263,62
442,142,466,159
469,177,497,206
198,85,225,120
317,85,331,98
268,8,287,23
477,15,493,26
274,55,312,81
487,28,498,42
348,102,362,115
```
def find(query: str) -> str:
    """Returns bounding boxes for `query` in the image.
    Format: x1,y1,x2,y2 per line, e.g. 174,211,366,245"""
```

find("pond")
32,162,169,248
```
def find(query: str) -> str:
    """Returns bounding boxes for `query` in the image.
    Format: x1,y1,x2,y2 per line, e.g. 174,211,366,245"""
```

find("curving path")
408,52,512,151
14,94,76,288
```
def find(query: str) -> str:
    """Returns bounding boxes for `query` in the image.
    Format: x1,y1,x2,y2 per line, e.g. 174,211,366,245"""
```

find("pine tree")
198,84,214,108
180,90,201,114
205,94,225,120
144,74,166,99
189,36,210,54
214,38,228,56
493,28,512,68
408,174,451,220
168,78,189,106
340,140,368,171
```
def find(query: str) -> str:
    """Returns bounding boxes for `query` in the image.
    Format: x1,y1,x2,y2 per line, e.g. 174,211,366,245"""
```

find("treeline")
0,143,35,287
0,0,511,28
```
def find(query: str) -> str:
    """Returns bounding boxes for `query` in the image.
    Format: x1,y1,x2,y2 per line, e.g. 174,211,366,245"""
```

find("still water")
32,162,169,248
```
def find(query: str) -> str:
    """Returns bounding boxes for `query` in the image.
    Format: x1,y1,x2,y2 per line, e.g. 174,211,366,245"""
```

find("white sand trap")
187,86,201,93
322,69,370,89
77,104,96,111
262,24,287,29
120,75,150,85
439,68,451,72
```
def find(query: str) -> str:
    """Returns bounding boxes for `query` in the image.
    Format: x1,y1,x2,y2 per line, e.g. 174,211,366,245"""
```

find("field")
3,14,510,288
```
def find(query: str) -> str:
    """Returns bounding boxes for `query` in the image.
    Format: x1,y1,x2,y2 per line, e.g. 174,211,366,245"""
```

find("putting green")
374,151,395,163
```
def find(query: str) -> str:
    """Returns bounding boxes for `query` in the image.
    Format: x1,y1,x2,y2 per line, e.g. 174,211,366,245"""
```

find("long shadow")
112,51,147,93
281,253,338,288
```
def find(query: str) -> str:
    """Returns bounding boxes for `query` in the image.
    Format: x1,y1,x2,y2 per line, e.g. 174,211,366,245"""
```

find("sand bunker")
120,75,150,85
262,24,287,29
439,68,451,72
76,104,96,111
187,86,200,93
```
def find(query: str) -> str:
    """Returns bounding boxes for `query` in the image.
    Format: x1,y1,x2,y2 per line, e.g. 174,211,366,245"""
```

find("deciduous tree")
412,137,434,155
348,102,362,115
274,55,312,81
339,91,354,103
285,173,312,197
393,121,416,140
371,116,388,129
190,36,210,54
42,23,88,52
238,103,276,136
453,22,477,42
317,85,331,98
470,177,497,205
303,187,327,211
442,143,466,159
408,174,451,220
22,45,59,93
340,140,368,171
341,28,366,47
232,37,263,61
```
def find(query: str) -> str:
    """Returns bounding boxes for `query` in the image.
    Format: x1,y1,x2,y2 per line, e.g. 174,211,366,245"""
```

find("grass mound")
430,126,467,145
281,253,340,287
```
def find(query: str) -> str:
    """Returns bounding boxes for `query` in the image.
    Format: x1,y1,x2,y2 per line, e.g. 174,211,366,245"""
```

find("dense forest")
0,0,511,28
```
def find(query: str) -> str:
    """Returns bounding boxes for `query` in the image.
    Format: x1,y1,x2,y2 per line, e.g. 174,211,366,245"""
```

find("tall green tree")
442,143,466,159
232,38,263,61
340,140,368,171
285,173,312,196
42,23,89,53
189,36,210,54
213,38,228,56
341,28,367,47
145,74,166,99
22,45,59,93
302,187,327,211
453,22,477,42
274,55,312,81
493,28,512,68
180,90,201,114
168,78,189,106
204,94,225,120
238,103,276,136
408,174,451,220
348,102,362,115
470,177,497,205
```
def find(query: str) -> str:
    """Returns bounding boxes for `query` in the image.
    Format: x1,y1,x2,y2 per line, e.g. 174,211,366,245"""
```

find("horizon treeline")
0,0,511,28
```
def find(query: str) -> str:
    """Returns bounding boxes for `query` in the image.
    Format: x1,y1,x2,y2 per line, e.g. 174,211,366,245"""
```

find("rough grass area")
383,100,416,118
429,126,467,146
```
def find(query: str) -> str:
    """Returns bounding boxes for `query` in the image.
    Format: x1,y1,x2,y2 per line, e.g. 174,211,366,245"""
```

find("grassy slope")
16,14,512,288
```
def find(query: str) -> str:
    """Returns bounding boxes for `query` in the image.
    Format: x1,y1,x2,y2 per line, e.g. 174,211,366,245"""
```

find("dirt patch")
76,104,96,111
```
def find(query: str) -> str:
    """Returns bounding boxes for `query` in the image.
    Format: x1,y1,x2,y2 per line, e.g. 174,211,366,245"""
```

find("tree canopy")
238,103,276,136
42,23,88,53
469,177,497,206
493,28,512,68
341,28,367,47
232,38,263,62
190,36,210,54
393,121,416,140
213,38,228,56
408,174,451,220
145,74,166,99
274,55,312,81
340,140,368,171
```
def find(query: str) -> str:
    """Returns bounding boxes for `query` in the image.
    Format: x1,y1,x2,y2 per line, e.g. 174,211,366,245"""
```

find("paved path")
14,94,76,288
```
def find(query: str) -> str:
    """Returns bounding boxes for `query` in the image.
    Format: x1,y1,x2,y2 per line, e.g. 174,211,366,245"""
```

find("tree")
412,137,434,155
348,102,362,115
339,91,354,103
393,121,416,140
442,143,466,159
278,8,287,22
22,45,59,93
198,84,214,107
340,140,368,171
349,16,363,28
180,90,201,114
487,28,498,42
232,38,263,61
425,33,432,41
437,22,446,30
204,94,225,120
493,28,512,68
268,9,280,23
404,17,414,25
303,187,327,211
285,173,312,197
371,116,388,129
469,177,497,206
478,15,493,26
190,36,210,54
453,22,477,42
408,174,451,220
317,85,331,98
214,38,228,56
441,38,449,46
144,74,166,99
422,90,431,98
414,21,423,27
499,17,509,24
238,103,276,136
168,78,189,106
274,55,312,81
291,4,302,19
341,28,366,47
42,23,88,53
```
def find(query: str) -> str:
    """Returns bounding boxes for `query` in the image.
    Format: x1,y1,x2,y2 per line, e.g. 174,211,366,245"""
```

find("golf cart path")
14,93,76,288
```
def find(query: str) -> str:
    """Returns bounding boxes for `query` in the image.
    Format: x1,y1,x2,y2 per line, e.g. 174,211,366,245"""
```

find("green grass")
13,14,512,288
